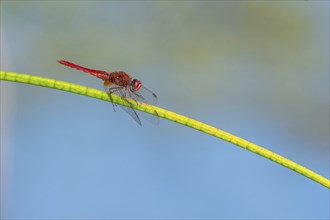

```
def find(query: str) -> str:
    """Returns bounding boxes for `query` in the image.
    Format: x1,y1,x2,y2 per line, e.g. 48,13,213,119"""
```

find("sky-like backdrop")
1,1,329,219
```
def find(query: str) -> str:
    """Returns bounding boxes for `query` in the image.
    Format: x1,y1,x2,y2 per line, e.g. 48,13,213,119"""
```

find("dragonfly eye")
131,79,142,91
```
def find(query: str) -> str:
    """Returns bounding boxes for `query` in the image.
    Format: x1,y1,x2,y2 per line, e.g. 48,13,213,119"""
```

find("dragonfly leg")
106,86,123,112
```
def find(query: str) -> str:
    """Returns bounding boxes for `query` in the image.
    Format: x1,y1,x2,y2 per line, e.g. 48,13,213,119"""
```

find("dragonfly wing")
128,88,159,125
104,85,158,126
136,108,159,125
130,86,157,105
118,104,142,126
106,86,142,126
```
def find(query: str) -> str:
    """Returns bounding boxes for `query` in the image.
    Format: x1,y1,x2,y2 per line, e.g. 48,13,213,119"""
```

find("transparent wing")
130,86,159,125
119,104,143,126
114,87,143,126
104,85,158,126
130,86,158,105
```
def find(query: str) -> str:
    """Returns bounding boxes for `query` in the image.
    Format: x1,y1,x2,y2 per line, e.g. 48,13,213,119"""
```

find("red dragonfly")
58,60,158,126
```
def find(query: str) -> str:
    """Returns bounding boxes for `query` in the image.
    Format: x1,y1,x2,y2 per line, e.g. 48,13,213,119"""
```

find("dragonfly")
58,60,158,126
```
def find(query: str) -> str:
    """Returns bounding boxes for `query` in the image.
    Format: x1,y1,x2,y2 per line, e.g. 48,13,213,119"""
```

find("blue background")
1,1,329,219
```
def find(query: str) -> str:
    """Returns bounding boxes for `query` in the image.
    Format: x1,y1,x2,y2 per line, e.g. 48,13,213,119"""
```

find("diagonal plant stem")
1,70,329,188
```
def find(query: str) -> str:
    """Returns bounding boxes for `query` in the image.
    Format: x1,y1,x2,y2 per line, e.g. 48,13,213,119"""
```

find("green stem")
1,70,329,188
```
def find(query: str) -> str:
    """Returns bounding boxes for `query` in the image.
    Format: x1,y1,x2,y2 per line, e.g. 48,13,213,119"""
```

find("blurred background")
1,1,329,219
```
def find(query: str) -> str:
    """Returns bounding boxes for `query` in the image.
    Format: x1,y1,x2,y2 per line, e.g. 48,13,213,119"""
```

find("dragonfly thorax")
108,71,133,87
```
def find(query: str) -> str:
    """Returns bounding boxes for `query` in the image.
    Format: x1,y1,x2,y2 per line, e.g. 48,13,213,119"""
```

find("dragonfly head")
130,79,142,92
